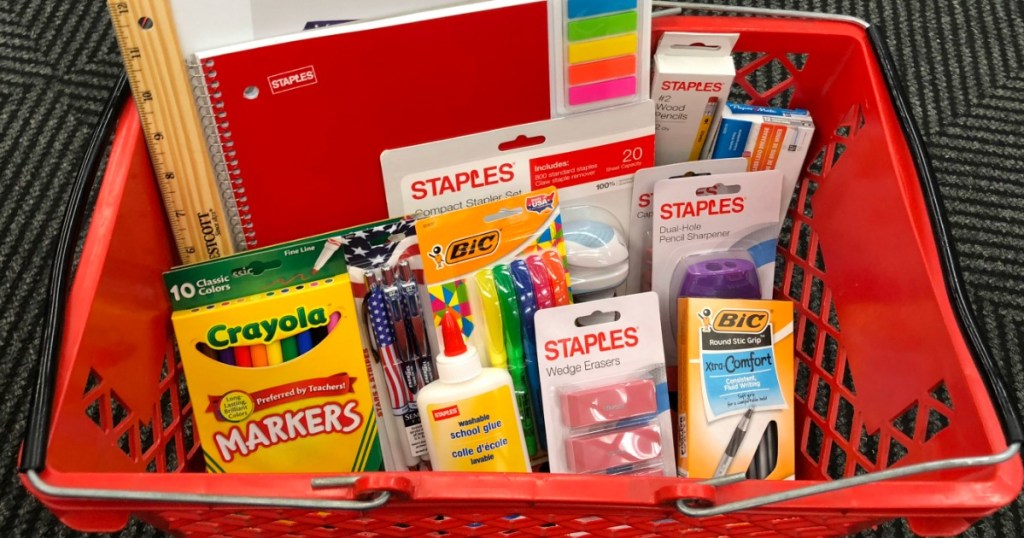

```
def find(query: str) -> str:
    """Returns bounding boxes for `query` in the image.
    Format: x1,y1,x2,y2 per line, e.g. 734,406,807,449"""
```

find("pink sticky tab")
566,423,663,473
561,379,657,429
568,76,638,106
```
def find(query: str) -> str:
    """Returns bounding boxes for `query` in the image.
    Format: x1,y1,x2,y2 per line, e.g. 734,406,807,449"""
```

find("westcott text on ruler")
108,0,238,264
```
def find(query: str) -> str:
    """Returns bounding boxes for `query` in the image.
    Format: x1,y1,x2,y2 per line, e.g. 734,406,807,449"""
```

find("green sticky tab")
567,11,638,42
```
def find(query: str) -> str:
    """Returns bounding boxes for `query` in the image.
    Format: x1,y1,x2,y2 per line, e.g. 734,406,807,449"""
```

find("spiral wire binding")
187,59,255,250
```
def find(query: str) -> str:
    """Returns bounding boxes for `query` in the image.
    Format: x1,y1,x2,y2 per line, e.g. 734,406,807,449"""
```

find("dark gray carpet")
0,0,1020,536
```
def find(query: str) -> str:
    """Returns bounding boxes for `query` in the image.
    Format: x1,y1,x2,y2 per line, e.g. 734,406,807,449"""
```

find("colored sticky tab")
568,11,637,41
568,55,636,86
567,0,638,19
569,76,637,106
568,33,638,64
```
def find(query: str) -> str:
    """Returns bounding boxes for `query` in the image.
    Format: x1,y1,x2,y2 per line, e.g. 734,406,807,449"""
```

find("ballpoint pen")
510,259,546,451
397,261,436,385
714,407,754,478
365,271,414,414
493,265,539,456
381,267,420,394
474,269,508,369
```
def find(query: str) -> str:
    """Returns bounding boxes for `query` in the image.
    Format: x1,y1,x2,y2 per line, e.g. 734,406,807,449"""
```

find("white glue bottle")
417,311,531,472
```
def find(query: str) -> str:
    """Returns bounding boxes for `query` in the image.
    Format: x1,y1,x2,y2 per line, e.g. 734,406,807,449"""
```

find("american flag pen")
397,261,436,385
380,267,421,394
364,271,413,415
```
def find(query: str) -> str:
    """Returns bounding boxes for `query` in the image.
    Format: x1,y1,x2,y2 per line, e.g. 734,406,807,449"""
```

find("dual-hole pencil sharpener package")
535,292,674,476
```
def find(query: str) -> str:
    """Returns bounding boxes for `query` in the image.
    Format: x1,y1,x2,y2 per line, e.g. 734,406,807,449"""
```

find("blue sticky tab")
567,0,638,19
710,119,752,159
748,239,778,268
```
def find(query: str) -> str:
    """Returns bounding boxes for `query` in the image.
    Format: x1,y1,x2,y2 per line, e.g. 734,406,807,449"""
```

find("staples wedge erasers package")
383,102,655,301
626,158,747,294
708,102,815,224
650,170,783,364
535,292,674,476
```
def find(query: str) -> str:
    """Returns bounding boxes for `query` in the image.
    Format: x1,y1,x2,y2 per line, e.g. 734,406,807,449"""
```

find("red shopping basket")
19,5,1023,537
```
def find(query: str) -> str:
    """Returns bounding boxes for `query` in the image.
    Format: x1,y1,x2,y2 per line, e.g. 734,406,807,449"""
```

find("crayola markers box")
677,297,794,480
168,248,381,473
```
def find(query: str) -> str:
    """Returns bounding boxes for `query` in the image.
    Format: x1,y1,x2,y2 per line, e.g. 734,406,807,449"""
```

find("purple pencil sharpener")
678,258,761,299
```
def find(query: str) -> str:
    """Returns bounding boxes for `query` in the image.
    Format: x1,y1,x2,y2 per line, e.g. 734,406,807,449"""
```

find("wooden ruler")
107,0,237,264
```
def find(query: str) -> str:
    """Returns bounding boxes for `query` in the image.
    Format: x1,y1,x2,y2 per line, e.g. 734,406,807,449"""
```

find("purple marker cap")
679,258,761,299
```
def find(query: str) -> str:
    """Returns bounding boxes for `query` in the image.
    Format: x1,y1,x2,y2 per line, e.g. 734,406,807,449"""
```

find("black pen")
714,408,755,477
397,260,436,385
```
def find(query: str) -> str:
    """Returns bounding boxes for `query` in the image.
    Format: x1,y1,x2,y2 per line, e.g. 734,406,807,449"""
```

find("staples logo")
411,163,515,200
543,327,640,360
660,197,745,219
431,405,460,421
661,81,724,92
268,66,317,94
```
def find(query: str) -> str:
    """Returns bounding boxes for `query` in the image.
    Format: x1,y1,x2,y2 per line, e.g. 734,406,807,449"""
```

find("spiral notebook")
192,0,553,248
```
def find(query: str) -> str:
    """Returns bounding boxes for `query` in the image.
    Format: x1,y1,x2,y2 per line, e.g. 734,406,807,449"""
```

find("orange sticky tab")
568,56,637,86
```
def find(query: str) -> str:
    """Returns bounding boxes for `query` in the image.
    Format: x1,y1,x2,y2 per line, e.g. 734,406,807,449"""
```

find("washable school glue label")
698,308,786,420
425,385,528,472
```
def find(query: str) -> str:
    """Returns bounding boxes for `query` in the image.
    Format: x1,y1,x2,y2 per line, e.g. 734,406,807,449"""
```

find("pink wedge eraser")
565,423,663,473
561,378,657,429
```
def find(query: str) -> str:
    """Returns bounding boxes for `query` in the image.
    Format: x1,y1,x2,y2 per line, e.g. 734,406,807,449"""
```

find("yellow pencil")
689,97,720,161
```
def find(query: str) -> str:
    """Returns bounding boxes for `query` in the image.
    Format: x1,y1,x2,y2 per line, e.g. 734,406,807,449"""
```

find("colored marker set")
416,188,572,462
165,230,383,473
196,303,341,368
465,251,572,457
552,0,652,113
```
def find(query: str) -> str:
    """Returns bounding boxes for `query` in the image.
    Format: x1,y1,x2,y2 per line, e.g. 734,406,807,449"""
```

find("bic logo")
428,230,500,269
712,309,770,333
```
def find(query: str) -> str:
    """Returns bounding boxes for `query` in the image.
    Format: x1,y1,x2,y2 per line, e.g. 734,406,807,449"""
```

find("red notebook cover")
194,1,553,248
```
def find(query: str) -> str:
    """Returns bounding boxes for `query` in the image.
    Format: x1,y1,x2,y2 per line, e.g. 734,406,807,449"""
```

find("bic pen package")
338,217,437,471
416,188,573,460
165,238,380,473
677,297,794,480
534,292,674,476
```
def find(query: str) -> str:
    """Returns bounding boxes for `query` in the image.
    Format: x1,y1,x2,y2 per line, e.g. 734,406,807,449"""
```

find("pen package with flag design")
416,188,572,463
167,251,380,473
339,218,437,471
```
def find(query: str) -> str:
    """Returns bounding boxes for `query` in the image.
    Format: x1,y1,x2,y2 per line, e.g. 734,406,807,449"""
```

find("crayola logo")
442,230,500,266
207,306,329,348
712,309,770,333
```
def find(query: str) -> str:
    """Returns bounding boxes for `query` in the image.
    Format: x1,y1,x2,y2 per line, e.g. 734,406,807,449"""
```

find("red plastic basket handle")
675,443,1021,517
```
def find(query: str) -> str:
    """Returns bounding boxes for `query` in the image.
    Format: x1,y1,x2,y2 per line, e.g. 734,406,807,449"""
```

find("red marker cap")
441,311,467,357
